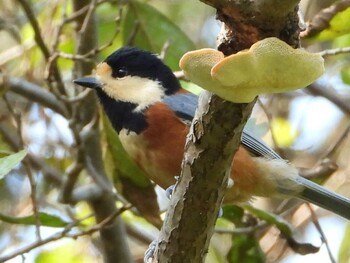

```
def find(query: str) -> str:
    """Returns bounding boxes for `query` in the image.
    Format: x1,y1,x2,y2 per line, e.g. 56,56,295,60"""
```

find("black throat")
96,89,147,134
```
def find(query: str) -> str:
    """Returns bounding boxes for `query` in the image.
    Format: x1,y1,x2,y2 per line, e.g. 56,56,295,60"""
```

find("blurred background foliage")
0,0,350,262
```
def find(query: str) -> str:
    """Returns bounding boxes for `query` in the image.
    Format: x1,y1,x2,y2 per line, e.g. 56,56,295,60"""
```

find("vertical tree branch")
157,93,255,262
16,0,50,58
155,0,302,262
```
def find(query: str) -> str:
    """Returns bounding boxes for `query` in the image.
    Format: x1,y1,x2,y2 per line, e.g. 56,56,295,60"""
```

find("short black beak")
73,77,101,89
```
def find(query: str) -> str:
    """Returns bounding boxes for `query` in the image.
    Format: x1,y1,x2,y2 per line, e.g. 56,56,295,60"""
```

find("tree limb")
306,83,350,115
1,76,68,117
155,0,302,262
0,123,64,186
16,0,50,58
204,0,301,54
156,92,255,262
0,204,130,262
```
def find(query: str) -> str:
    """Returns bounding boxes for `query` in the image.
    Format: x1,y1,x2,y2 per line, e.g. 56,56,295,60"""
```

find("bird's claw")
165,185,175,199
144,240,158,263
165,176,179,199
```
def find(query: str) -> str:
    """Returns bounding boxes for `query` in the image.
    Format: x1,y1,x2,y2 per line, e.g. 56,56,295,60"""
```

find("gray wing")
163,93,198,121
241,131,281,159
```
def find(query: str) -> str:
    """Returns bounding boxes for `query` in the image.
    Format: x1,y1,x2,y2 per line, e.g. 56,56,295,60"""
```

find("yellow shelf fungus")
180,37,325,103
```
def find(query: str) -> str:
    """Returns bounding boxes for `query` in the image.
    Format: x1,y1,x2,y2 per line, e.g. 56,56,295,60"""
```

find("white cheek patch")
96,73,165,111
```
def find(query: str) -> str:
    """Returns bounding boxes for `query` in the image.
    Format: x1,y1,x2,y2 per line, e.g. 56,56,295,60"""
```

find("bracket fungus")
179,37,325,103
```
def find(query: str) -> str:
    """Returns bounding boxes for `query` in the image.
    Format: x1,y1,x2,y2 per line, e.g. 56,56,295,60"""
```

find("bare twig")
0,205,131,262
306,203,336,263
16,0,50,58
159,40,171,60
54,17,121,63
307,83,350,115
58,88,92,104
322,123,350,160
84,155,115,194
17,0,66,96
45,1,90,79
307,83,350,159
0,42,35,67
298,159,338,180
58,161,85,204
1,75,68,117
58,108,88,204
301,0,350,39
319,47,350,57
79,0,98,35
0,123,64,186
3,94,41,240
173,71,186,80
215,222,266,234
53,52,95,63
47,15,120,70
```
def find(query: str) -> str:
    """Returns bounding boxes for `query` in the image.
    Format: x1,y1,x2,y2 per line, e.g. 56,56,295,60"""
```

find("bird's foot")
144,240,158,263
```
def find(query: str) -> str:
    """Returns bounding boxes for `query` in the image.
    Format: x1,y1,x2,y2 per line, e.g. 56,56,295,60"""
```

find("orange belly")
119,102,273,203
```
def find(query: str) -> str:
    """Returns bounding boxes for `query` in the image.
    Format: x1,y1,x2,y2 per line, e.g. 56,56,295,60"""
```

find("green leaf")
318,7,350,41
21,22,35,45
227,232,265,263
35,242,95,263
305,5,350,41
222,205,244,224
0,149,27,179
341,65,350,86
102,115,162,227
57,26,75,71
243,205,319,255
243,205,293,236
207,243,227,263
122,1,195,69
338,223,350,263
102,115,150,186
221,205,265,263
0,212,70,228
180,81,203,96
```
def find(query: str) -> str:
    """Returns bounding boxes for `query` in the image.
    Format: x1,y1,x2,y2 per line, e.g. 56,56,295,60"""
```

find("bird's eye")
114,67,128,78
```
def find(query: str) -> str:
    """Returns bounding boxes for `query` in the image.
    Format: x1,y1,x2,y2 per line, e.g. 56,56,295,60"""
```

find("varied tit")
74,47,350,220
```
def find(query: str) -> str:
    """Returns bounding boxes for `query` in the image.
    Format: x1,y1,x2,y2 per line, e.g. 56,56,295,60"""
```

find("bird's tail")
251,157,350,219
293,175,350,220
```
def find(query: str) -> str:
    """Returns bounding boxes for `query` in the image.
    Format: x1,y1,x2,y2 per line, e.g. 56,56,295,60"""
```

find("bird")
74,46,350,220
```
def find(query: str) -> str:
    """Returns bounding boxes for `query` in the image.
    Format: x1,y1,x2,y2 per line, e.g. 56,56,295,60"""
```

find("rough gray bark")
156,93,255,262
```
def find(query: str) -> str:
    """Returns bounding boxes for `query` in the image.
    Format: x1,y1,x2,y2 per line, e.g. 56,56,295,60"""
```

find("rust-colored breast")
130,99,270,203
142,102,189,188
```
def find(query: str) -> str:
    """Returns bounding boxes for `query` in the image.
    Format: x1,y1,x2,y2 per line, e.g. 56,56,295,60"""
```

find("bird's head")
74,47,181,110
